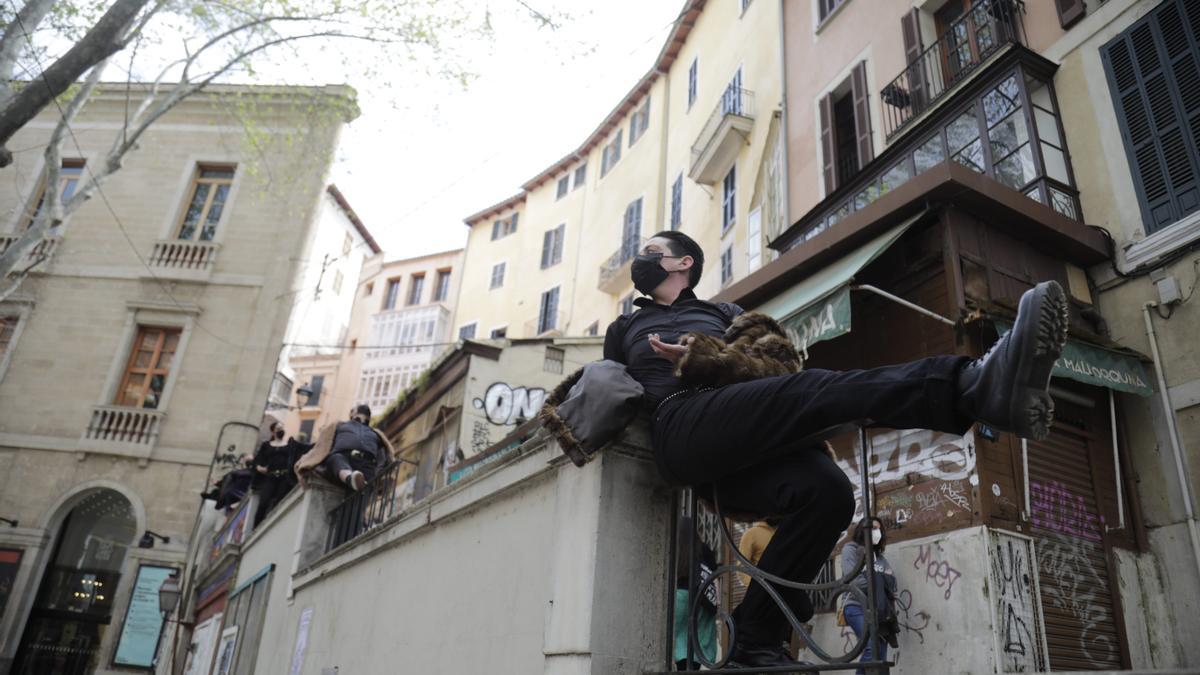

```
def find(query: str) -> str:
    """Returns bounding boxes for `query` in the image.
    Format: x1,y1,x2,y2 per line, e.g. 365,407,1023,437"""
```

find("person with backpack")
295,404,395,491
840,517,899,673
601,230,1067,668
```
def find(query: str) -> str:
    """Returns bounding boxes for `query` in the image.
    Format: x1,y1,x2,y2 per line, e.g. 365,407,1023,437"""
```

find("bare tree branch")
0,0,56,103
0,0,153,167
0,59,106,302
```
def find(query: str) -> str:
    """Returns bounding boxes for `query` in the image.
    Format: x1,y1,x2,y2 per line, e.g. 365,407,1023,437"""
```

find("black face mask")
631,253,671,295
274,428,285,440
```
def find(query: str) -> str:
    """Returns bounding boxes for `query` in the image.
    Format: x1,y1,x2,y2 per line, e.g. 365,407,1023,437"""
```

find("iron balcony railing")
597,237,646,292
881,0,1026,139
690,87,756,168
326,459,406,552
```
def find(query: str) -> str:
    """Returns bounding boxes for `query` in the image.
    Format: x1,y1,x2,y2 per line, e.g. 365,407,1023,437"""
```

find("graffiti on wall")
990,531,1045,673
913,542,963,600
895,587,931,644
1038,533,1117,667
1030,480,1104,542
838,429,976,524
472,382,547,426
470,420,491,454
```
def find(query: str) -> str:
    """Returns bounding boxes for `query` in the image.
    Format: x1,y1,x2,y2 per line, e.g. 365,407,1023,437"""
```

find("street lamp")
138,530,170,548
295,383,314,406
159,573,182,615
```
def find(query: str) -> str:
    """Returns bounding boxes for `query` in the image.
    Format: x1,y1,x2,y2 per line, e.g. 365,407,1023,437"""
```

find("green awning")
995,320,1153,397
755,213,924,354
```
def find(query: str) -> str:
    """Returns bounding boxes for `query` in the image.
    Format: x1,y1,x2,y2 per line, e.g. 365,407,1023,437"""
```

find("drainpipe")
1141,301,1200,586
776,0,791,238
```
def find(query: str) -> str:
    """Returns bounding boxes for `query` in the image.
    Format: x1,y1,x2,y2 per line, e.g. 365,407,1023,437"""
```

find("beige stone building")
0,83,355,674
456,0,786,340
282,248,463,438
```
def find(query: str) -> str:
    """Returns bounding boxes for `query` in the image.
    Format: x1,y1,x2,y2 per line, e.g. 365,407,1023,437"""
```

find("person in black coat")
252,421,310,526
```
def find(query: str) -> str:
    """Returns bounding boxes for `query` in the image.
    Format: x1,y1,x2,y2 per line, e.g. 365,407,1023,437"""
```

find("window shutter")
901,9,926,110
820,94,837,193
851,61,874,167
510,212,519,233
553,224,565,262
491,220,500,240
1102,0,1200,233
1054,0,1086,30
541,230,553,268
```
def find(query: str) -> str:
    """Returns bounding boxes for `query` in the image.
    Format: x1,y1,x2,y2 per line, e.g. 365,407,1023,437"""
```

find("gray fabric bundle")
539,359,644,467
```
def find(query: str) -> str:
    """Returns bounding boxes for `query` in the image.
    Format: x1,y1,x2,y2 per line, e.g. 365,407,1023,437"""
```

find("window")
622,198,643,262
720,247,733,286
817,0,848,24
364,282,374,297
407,274,425,305
491,213,519,240
629,97,651,146
740,0,753,13
819,62,872,193
748,207,762,272
490,262,506,289
459,323,477,340
620,293,635,315
556,176,570,199
490,326,508,339
177,165,235,242
688,58,698,109
1103,0,1200,234
306,374,324,407
541,224,565,268
722,68,744,116
722,165,737,231
601,130,624,177
342,233,352,255
670,173,683,230
0,314,20,376
538,287,560,334
116,326,181,409
585,321,599,336
220,566,273,675
574,164,587,189
332,269,344,295
384,278,401,309
433,269,451,302
544,346,565,374
22,159,84,230
298,419,315,442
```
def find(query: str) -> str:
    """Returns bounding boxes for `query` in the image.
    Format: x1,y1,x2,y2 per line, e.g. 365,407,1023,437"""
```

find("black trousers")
253,474,295,527
652,356,972,644
323,451,379,484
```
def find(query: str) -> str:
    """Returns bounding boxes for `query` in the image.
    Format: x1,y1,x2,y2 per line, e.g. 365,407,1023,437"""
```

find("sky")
327,1,685,260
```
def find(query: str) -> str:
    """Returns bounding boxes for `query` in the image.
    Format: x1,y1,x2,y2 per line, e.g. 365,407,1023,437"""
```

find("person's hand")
648,333,693,366
256,465,267,474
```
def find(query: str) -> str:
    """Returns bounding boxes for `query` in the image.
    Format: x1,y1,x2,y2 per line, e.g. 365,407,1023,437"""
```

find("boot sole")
1009,281,1068,441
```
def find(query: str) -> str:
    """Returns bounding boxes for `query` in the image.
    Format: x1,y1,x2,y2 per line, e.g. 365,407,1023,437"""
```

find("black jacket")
603,288,742,407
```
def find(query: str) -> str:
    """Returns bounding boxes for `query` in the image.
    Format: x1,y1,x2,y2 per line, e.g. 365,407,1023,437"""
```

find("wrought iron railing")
691,87,756,167
597,237,646,291
881,0,1025,139
665,423,890,673
326,459,406,552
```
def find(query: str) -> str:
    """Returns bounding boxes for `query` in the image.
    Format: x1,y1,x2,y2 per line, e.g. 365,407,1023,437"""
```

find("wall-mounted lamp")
295,384,314,406
138,530,171,548
0,517,17,527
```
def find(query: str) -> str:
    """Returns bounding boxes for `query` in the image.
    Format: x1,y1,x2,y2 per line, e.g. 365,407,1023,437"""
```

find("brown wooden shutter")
1054,0,1085,29
850,61,874,167
819,93,837,193
901,9,926,111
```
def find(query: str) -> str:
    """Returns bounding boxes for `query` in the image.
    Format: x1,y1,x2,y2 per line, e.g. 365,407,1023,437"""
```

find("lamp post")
158,572,191,675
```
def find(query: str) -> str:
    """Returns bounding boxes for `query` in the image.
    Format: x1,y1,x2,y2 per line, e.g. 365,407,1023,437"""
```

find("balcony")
524,311,566,338
689,87,756,184
80,405,165,456
365,303,451,361
597,237,645,294
880,0,1026,140
147,239,220,280
0,233,61,273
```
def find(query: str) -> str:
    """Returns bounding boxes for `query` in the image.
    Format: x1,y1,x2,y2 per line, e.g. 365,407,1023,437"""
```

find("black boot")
957,281,1068,441
728,640,809,670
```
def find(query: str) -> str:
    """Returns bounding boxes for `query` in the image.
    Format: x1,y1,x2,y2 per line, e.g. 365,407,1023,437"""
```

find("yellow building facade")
457,0,785,339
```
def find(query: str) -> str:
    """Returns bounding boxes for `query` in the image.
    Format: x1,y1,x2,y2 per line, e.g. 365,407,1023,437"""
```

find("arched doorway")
12,489,137,675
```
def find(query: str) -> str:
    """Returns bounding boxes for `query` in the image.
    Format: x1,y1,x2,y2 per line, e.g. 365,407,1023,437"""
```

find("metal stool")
666,422,891,674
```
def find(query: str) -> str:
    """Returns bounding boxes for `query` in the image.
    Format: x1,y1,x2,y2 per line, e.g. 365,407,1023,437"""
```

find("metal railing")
148,239,220,271
881,0,1025,139
326,459,406,552
691,87,756,167
598,237,646,291
83,405,165,446
665,423,889,673
524,311,567,337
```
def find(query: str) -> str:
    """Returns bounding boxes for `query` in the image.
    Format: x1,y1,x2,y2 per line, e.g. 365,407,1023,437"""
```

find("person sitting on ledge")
603,230,1067,669
295,404,395,491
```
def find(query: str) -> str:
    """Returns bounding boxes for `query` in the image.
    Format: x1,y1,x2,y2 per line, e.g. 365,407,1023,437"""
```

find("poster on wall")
214,626,239,675
112,563,178,668
183,614,222,675
0,548,22,619
289,606,314,675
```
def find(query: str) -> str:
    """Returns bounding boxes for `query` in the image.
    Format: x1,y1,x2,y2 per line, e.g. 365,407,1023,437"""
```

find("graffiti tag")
472,382,547,426
1030,480,1104,542
913,542,962,601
